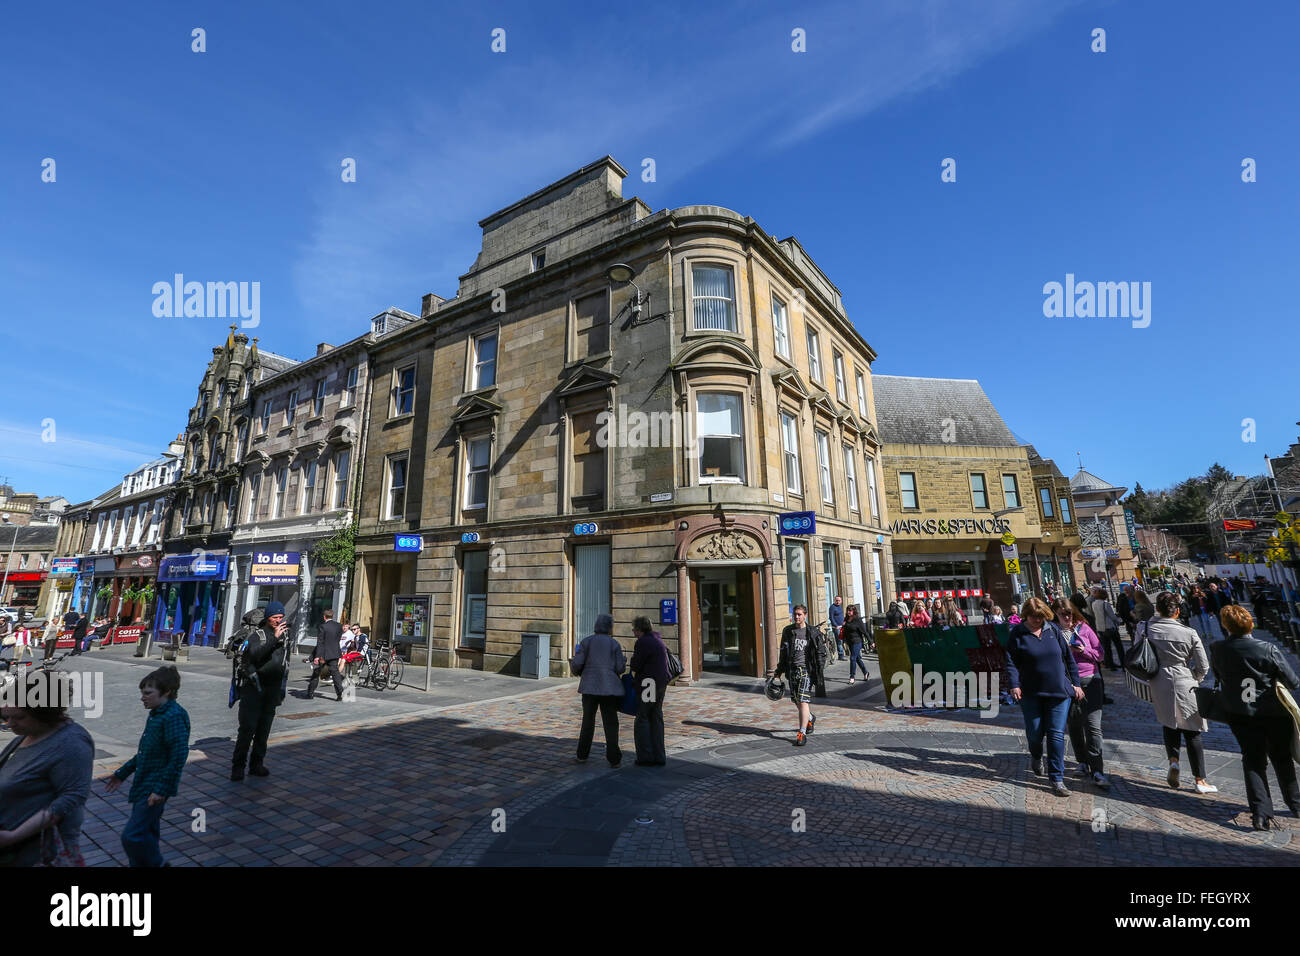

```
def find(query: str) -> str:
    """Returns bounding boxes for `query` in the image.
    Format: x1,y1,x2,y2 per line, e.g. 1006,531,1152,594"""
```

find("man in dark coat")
67,614,90,657
305,609,344,701
232,601,289,781
772,604,825,746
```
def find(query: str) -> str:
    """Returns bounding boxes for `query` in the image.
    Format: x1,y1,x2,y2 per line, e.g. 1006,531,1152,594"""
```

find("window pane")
1002,474,1019,507
462,549,488,649
692,266,736,331
575,544,611,641
971,474,988,509
785,541,807,618
575,292,610,358
900,472,917,509
475,334,497,388
816,432,833,502
772,295,790,357
696,393,741,436
1059,497,1072,523
1040,487,1054,517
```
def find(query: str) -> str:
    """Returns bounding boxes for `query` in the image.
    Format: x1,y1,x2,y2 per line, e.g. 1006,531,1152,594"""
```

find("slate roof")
257,350,299,372
873,375,1018,447
1069,469,1126,495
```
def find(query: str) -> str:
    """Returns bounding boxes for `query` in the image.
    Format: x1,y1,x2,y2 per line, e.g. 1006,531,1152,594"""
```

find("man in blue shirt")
105,665,190,867
828,596,846,661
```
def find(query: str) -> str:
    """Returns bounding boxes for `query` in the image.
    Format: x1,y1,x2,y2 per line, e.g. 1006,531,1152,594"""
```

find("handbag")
1276,684,1300,763
666,651,683,681
1124,621,1159,680
40,817,85,868
1193,682,1231,723
619,671,639,716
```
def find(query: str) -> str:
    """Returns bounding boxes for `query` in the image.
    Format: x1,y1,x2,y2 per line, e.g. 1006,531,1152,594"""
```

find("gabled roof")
872,375,1018,447
1069,468,1127,496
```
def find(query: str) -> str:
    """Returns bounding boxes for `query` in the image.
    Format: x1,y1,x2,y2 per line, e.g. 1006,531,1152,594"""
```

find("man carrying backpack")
231,602,289,782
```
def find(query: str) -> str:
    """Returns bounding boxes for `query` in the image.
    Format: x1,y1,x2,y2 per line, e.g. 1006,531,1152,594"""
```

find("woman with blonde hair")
1210,604,1300,829
1004,597,1084,796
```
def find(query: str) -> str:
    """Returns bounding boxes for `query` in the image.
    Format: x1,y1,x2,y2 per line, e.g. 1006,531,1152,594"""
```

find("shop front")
3,570,46,612
75,558,95,616
155,552,230,646
88,557,117,620
44,557,80,620
227,545,328,651
887,516,1030,618
108,550,162,626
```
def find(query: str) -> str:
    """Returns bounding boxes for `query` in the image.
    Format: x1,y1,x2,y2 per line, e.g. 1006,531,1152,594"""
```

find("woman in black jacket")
1210,605,1300,830
842,605,871,685
886,602,906,630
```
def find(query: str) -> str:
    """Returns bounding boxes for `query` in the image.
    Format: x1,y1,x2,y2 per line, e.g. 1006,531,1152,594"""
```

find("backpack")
226,615,266,706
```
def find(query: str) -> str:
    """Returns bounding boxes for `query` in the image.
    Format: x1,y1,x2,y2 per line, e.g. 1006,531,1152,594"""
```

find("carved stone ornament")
687,529,760,561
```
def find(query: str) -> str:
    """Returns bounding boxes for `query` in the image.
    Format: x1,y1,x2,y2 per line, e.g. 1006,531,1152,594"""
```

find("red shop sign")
113,625,144,645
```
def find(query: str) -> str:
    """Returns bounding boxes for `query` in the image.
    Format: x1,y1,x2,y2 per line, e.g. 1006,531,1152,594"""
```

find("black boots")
231,765,245,782
249,763,270,777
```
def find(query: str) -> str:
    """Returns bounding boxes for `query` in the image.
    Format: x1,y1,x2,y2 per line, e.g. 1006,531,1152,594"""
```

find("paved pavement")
49,623,1300,866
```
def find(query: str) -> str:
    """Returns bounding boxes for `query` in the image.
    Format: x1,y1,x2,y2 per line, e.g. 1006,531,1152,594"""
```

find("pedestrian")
304,609,345,701
1116,584,1136,640
1089,587,1126,672
629,615,669,766
10,620,34,663
1052,599,1109,789
1146,590,1217,794
908,602,930,628
929,598,948,629
1210,605,1300,830
1070,591,1096,631
1007,604,1022,627
1004,597,1084,797
886,601,906,629
773,604,824,746
944,597,966,627
65,614,88,658
828,595,846,661
842,604,871,684
40,616,60,661
992,605,1005,624
570,613,624,767
104,666,190,867
231,602,289,781
0,670,93,866
0,615,11,663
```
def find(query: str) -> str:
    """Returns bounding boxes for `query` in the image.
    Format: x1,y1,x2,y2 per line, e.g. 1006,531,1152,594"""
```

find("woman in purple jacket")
630,616,670,766
1053,599,1110,789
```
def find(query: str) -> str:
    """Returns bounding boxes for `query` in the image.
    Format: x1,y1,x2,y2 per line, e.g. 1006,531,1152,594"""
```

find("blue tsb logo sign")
572,522,599,536
461,532,481,544
778,511,816,535
393,534,423,552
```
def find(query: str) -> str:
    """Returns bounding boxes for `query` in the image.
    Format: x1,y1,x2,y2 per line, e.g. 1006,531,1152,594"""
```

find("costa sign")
888,517,1013,536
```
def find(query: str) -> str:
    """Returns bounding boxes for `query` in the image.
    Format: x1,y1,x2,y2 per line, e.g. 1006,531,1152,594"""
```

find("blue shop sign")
778,511,816,536
660,599,677,625
394,534,424,552
460,532,480,544
573,522,599,536
157,553,230,582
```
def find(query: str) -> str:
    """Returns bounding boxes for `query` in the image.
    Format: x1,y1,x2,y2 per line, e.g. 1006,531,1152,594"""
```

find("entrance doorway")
690,566,762,675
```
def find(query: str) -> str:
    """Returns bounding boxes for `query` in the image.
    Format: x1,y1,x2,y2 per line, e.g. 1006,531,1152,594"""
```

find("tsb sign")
573,523,599,536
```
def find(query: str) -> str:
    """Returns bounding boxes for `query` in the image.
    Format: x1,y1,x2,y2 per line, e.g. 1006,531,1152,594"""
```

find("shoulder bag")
1193,679,1231,723
1124,619,1159,680
1276,684,1300,763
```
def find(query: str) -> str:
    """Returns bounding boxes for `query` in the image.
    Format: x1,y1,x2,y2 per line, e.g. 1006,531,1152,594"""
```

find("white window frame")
806,328,822,383
833,351,847,403
472,331,498,390
273,465,287,518
695,392,746,485
780,410,802,495
302,461,317,515
333,450,350,509
313,378,326,416
772,293,791,359
971,473,989,510
815,431,834,504
260,399,271,434
464,438,490,510
1002,474,1021,509
147,500,163,543
285,389,298,426
843,446,859,513
247,474,261,522
690,263,738,333
386,454,408,520
855,372,867,418
865,457,880,521
91,513,105,551
393,365,415,416
899,471,918,510
342,366,358,407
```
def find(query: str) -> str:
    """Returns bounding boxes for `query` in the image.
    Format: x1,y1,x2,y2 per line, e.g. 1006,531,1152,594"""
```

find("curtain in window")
574,544,611,641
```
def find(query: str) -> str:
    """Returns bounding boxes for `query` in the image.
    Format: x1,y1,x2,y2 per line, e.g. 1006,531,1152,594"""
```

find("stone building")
1069,467,1138,591
1026,446,1082,597
0,523,58,612
160,330,297,645
873,375,1044,615
226,314,403,649
351,156,892,679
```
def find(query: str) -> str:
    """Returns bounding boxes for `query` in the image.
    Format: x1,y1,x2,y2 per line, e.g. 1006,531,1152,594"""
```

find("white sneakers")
1195,781,1219,794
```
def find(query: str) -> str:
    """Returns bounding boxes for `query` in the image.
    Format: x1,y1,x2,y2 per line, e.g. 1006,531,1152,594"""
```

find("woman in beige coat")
1145,591,1217,793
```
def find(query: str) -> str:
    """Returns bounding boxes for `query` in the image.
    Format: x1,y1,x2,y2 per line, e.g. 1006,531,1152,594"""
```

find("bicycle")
369,642,404,690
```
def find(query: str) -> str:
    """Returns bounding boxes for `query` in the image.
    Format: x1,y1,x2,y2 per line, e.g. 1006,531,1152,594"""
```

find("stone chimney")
422,293,446,317
316,343,334,356
167,434,185,457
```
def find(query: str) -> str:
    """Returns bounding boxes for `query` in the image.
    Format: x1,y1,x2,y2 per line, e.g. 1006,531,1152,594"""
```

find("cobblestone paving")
72,629,1300,866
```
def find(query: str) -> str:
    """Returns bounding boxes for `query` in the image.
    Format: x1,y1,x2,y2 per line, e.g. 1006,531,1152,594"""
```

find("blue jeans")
1020,696,1071,783
122,799,166,867
847,641,869,680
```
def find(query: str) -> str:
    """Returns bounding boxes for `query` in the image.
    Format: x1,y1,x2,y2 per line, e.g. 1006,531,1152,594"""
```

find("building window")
780,410,801,495
18,554,27,570
260,400,271,433
806,328,822,382
202,492,213,525
856,372,867,418
1002,474,1020,509
815,431,834,504
570,410,605,510
833,351,847,403
691,264,737,332
531,249,546,272
461,549,489,649
574,544,611,645
1059,497,1072,524
333,450,350,509
214,384,223,409
784,540,808,618
472,332,498,390
871,549,885,614
574,291,609,360
393,366,415,416
198,391,208,420
209,434,223,472
302,461,317,514
822,545,840,614
226,485,238,528
313,379,326,416
342,366,359,407
844,446,859,513
464,438,490,509
242,371,252,400
865,457,880,521
899,472,919,510
147,500,162,543
1040,487,1054,518
247,474,261,522
273,466,287,518
373,314,387,336
970,473,989,510
772,294,790,359
285,389,298,426
386,454,408,520
106,510,119,546
91,513,105,551
696,393,745,484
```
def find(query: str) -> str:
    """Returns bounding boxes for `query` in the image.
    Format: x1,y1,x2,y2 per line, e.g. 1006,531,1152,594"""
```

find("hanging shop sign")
395,534,424,551
778,512,816,535
50,558,80,575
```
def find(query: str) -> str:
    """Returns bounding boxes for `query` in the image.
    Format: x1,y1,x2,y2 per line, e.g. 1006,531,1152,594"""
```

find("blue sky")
2,0,1297,504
